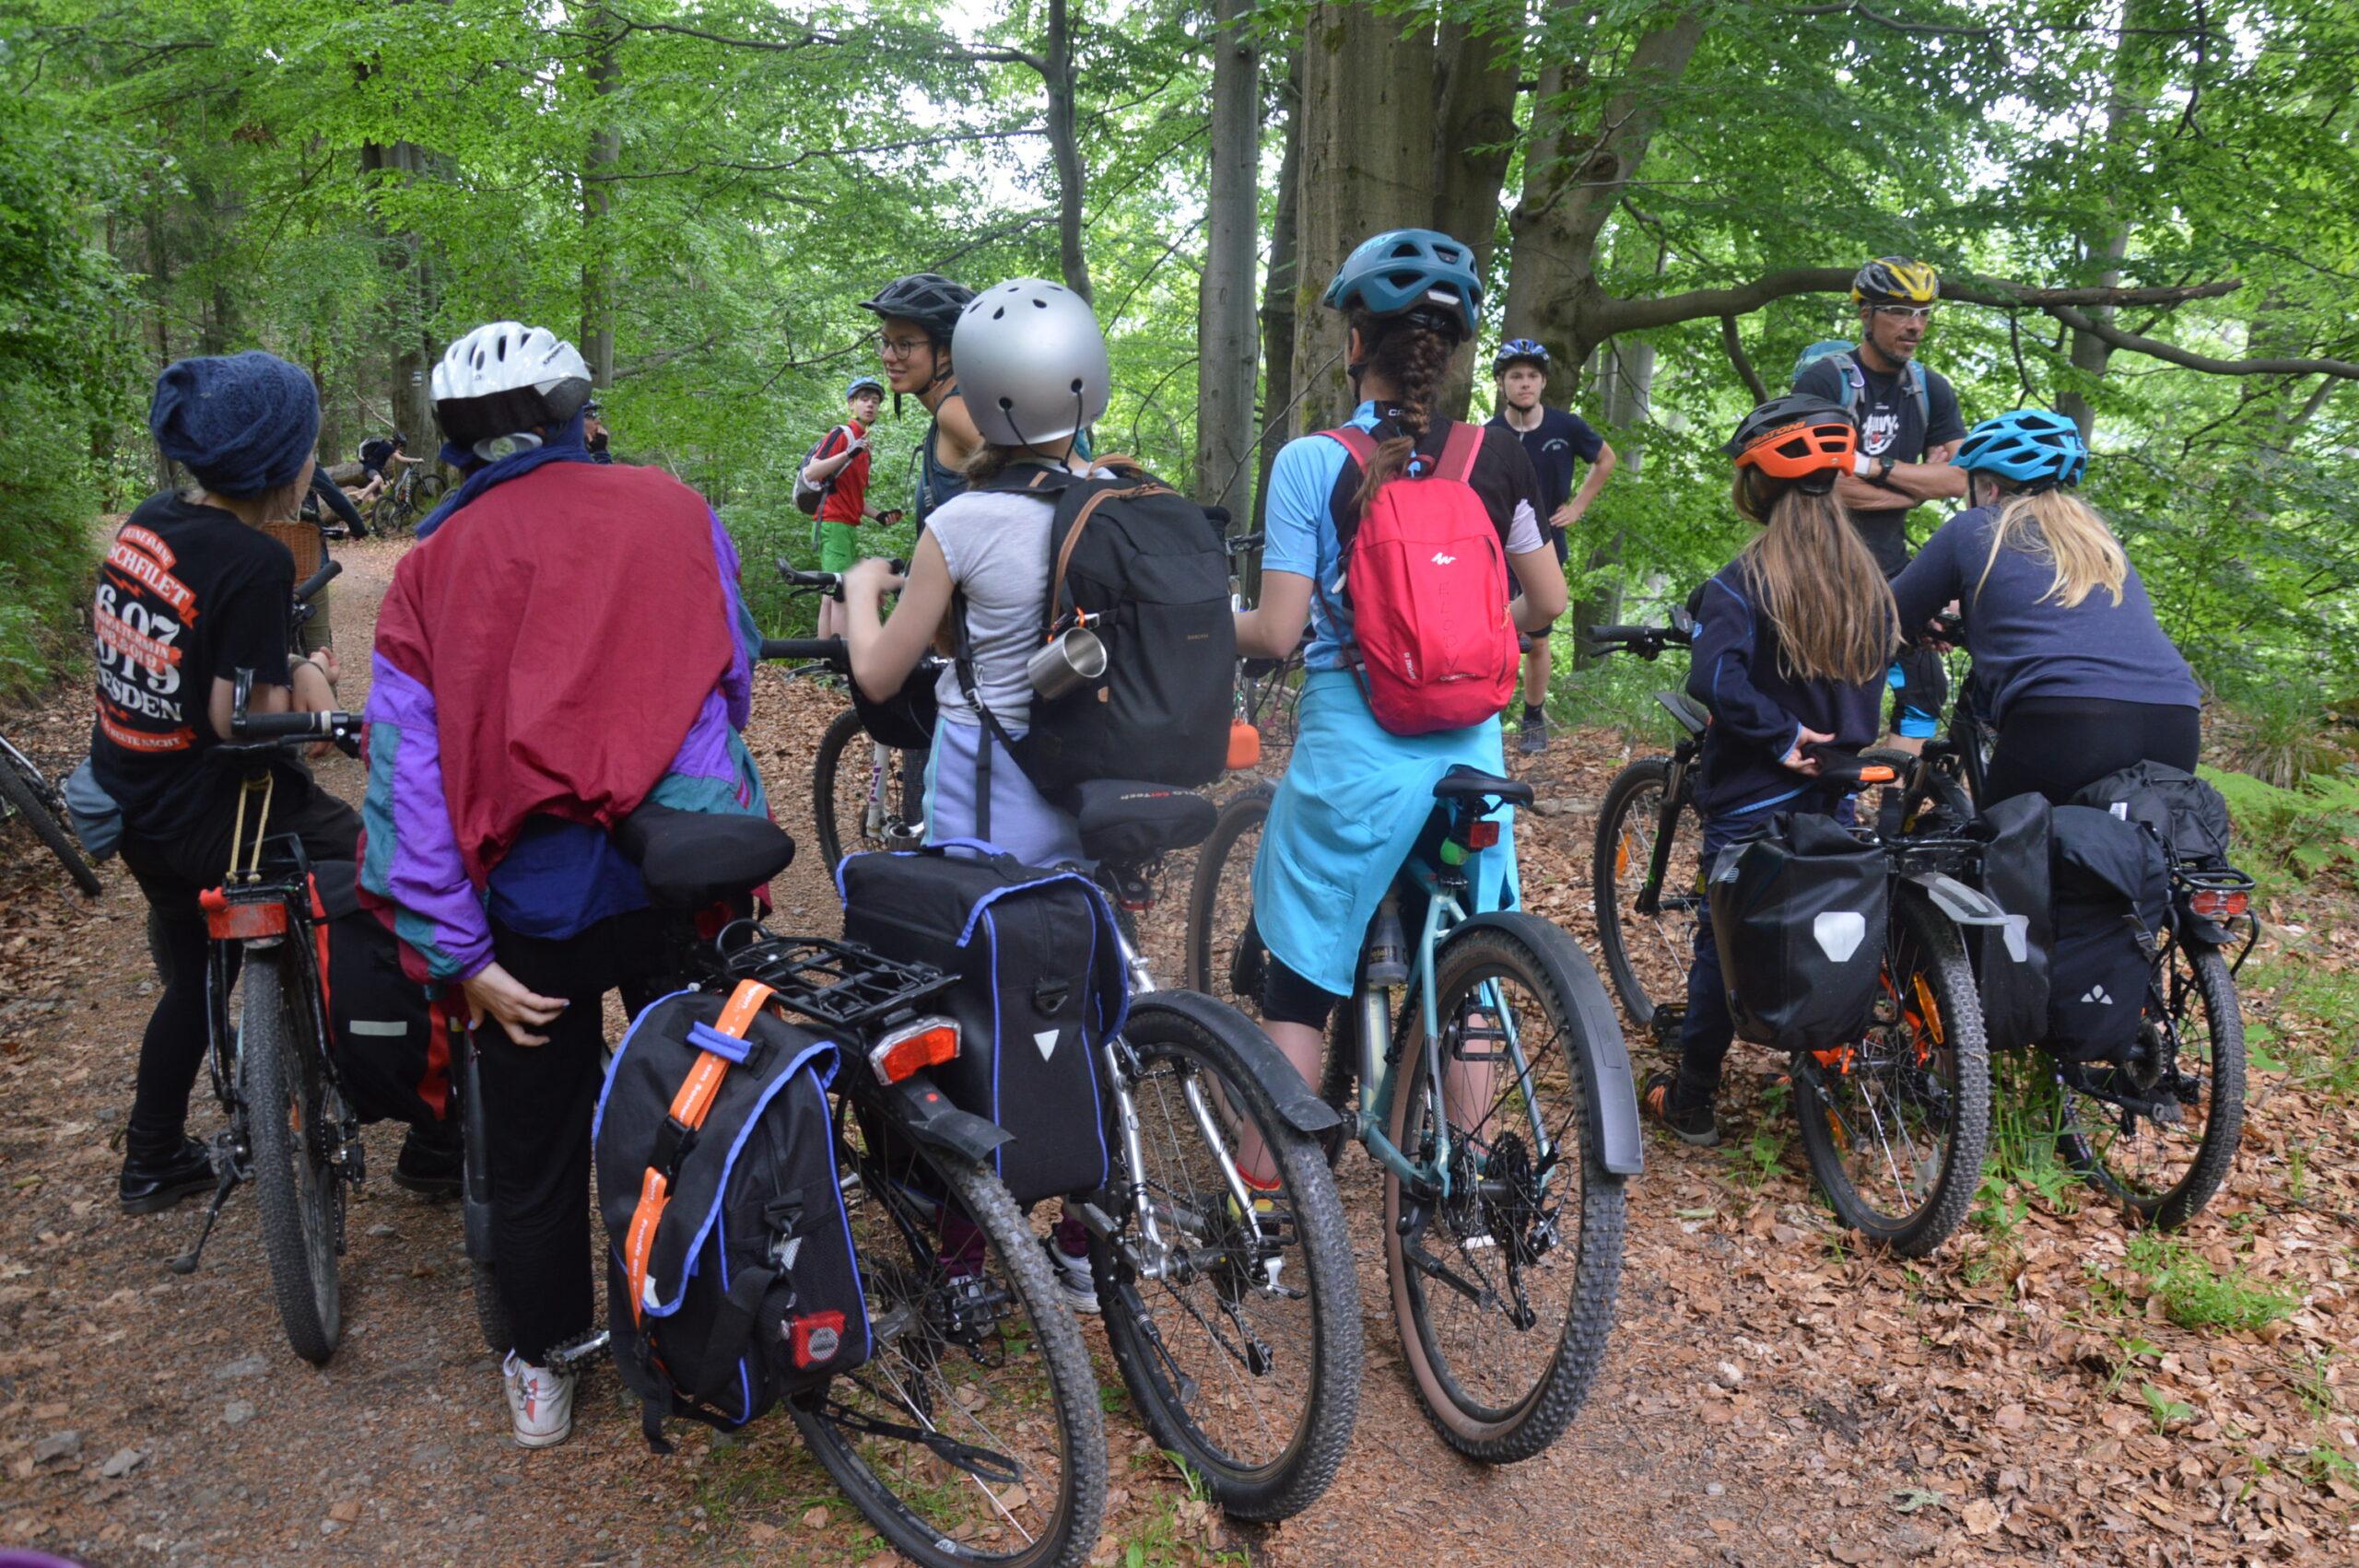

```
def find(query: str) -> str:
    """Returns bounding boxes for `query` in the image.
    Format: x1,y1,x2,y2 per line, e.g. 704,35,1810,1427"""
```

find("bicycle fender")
1449,913,1644,1177
1127,990,1343,1135
1903,872,2011,929
874,1074,1013,1165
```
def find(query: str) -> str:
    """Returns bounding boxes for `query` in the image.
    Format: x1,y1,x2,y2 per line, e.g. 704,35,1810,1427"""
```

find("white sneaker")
1044,1240,1100,1315
502,1351,577,1448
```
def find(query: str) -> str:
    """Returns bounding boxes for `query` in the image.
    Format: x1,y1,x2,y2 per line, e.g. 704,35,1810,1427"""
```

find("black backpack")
2045,805,2168,1064
1964,793,2053,1054
2072,762,2234,869
311,860,445,1127
958,466,1235,807
839,841,1126,1206
1707,813,1891,1052
594,983,869,1446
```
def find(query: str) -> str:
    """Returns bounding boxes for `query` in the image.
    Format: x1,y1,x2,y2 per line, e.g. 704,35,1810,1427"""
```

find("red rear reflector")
2189,889,2248,919
1464,820,1500,850
199,887,288,941
869,1016,959,1085
789,1309,846,1368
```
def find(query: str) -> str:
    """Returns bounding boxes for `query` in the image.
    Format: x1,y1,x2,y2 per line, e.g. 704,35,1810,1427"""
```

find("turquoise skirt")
1250,670,1519,997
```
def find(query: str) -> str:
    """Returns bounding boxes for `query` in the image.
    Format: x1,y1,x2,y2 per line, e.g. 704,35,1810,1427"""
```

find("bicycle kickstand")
168,1148,241,1276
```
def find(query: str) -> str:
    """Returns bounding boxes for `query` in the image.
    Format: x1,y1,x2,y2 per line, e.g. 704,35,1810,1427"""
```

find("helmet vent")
992,307,1006,321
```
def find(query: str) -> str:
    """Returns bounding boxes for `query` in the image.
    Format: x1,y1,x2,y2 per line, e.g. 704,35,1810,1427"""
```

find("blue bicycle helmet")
845,374,886,399
1494,337,1549,376
1323,228,1483,338
1952,409,2089,487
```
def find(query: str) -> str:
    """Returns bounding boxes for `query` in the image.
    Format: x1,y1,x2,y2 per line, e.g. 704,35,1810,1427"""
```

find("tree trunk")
1291,4,1436,426
1250,53,1303,539
1045,0,1091,302
1567,336,1654,662
1430,17,1520,420
2057,0,2160,438
144,208,175,488
581,13,621,387
1195,0,1259,516
364,140,441,454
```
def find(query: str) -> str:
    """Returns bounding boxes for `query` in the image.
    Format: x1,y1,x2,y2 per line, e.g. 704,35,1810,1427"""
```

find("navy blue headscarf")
147,351,321,498
414,410,597,540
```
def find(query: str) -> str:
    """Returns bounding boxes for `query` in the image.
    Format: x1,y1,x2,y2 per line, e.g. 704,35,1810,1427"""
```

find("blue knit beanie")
147,351,322,498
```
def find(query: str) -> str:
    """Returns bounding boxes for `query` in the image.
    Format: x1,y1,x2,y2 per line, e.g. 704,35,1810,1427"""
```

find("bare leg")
1230,1019,1325,1186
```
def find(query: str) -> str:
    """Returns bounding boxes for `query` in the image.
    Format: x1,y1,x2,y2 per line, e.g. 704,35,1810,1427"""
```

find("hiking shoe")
392,1121,464,1199
119,1136,215,1215
1043,1238,1100,1315
1517,710,1550,755
502,1352,577,1448
1640,1071,1720,1147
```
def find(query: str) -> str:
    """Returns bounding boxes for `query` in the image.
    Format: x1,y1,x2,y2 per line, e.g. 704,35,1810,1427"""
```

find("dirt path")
0,536,2352,1566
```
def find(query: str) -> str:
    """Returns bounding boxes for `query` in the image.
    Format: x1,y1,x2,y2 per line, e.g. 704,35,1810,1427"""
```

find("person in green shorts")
805,375,892,636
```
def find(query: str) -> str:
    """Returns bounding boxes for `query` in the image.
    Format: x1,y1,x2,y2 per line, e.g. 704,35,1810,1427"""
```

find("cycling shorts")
1888,644,1946,740
817,517,860,574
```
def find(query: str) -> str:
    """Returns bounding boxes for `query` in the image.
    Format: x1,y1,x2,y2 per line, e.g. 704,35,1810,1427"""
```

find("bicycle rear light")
1463,819,1500,850
869,1015,960,1085
198,886,288,941
2188,889,2248,919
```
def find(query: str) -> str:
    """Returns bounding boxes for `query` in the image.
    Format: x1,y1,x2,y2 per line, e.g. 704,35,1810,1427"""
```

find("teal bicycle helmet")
1951,409,2088,488
1323,228,1483,338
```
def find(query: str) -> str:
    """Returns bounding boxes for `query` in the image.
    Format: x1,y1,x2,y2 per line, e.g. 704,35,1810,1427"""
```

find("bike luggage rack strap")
722,935,958,1029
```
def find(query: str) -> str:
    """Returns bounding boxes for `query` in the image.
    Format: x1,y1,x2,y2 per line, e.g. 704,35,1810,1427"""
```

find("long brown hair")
1344,306,1461,526
961,442,1143,488
1731,470,1895,685
1974,484,2128,609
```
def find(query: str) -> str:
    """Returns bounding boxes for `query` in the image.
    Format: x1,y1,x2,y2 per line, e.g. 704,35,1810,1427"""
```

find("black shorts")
1522,526,1570,638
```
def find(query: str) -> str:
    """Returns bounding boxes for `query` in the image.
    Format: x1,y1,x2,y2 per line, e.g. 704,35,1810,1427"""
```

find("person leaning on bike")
358,321,773,1449
1229,229,1567,1144
1638,395,1897,1148
1790,257,1967,748
859,273,979,526
95,352,357,1214
1889,410,2201,806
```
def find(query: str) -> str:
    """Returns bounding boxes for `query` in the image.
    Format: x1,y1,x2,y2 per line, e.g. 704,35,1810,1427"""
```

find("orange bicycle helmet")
1726,394,1857,488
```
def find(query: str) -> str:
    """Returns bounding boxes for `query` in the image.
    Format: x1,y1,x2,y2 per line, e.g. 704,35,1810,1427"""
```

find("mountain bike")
365,462,444,535
763,635,1363,1521
0,731,102,897
772,562,934,872
165,674,367,1363
1895,635,2252,1230
1189,764,1638,1461
607,806,1107,1568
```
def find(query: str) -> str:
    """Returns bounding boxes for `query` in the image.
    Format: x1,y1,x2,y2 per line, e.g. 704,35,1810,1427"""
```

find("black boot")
393,1119,464,1199
119,1135,216,1215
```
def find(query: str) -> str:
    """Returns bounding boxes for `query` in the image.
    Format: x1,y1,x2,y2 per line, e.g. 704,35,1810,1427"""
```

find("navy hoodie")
1686,560,1886,817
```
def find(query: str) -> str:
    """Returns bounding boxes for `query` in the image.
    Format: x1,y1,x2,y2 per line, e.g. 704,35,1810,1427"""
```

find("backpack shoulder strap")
1906,362,1930,428
1438,420,1482,484
1835,354,1867,416
1320,426,1379,466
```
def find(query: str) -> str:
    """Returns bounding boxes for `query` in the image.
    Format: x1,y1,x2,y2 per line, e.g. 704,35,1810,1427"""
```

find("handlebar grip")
231,709,350,740
759,638,850,667
293,559,343,603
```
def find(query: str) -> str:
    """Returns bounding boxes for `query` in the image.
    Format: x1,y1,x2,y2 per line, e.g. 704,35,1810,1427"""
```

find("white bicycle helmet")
952,280,1110,448
430,322,594,461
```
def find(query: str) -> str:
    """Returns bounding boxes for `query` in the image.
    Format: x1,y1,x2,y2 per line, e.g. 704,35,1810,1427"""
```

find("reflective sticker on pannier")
1034,1028,1061,1060
1813,911,1867,963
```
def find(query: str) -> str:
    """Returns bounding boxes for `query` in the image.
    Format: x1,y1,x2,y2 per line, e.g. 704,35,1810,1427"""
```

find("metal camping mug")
1027,626,1108,698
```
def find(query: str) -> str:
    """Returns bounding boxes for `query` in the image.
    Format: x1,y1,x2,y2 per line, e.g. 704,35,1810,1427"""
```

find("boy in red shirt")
805,375,889,636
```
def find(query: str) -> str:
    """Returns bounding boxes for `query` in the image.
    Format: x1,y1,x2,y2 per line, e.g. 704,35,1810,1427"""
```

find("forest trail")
0,537,2352,1567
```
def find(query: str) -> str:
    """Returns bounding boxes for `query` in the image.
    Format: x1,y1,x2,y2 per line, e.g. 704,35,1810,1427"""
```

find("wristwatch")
1873,456,1898,487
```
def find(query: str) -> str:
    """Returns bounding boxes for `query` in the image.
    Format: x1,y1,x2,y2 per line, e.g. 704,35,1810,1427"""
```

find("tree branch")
581,126,1046,183
2043,303,2359,380
1598,268,2238,335
1719,316,1767,402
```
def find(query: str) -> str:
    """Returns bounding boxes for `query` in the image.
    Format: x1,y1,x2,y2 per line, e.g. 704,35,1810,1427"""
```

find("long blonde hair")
1732,472,1895,685
1973,485,2128,609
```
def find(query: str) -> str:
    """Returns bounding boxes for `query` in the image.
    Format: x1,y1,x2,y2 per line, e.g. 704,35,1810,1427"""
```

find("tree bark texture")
1195,0,1260,514
1430,16,1520,420
1251,53,1303,539
582,13,621,388
1046,0,1092,302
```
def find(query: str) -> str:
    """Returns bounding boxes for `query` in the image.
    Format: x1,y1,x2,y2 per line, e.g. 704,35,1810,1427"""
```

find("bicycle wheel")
815,708,922,875
1092,992,1360,1520
1185,782,1271,998
0,748,101,897
240,947,346,1363
1381,916,1629,1464
2056,941,2244,1230
413,471,445,504
1591,757,1702,1038
792,1143,1103,1568
1791,892,1989,1257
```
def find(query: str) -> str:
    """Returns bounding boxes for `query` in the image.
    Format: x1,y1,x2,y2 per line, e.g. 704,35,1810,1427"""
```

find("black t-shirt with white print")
91,491,295,842
1792,354,1965,577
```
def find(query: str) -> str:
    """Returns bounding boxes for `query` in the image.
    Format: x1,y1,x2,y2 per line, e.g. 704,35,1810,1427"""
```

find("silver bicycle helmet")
952,280,1110,448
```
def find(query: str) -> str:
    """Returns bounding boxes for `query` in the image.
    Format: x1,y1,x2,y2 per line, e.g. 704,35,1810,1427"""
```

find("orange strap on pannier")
621,979,775,1324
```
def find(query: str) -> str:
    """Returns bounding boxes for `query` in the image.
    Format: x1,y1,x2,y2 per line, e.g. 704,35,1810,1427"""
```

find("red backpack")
1320,421,1520,735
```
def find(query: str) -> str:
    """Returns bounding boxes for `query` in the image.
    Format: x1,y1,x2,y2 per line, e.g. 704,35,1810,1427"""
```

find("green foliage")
2124,1232,2299,1334
2201,765,2359,893
2242,962,2359,1100
2140,1380,2194,1433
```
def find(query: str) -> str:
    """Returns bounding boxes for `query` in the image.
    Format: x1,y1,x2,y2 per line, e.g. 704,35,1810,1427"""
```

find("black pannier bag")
1965,793,2052,1054
969,467,1236,801
593,984,869,1441
310,860,446,1126
2045,805,2168,1064
1707,813,1890,1052
2071,761,2233,868
839,841,1126,1206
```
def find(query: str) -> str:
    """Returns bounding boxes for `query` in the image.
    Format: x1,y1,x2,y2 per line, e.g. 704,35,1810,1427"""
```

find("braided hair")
1344,305,1463,525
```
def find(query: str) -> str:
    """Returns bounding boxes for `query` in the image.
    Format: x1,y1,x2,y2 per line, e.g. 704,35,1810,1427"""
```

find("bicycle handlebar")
294,559,343,603
760,637,850,668
1583,620,1695,660
1224,531,1265,558
229,708,358,741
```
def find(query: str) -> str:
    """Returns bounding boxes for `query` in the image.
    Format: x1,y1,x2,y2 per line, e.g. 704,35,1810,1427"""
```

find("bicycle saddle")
1070,778,1217,865
1431,766,1533,810
615,803,795,909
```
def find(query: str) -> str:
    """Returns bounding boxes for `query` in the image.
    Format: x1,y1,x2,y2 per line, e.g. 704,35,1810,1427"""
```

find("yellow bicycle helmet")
1850,256,1941,307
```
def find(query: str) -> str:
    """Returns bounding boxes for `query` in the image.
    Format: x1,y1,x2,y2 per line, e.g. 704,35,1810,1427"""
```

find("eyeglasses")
1872,305,1935,322
875,333,930,359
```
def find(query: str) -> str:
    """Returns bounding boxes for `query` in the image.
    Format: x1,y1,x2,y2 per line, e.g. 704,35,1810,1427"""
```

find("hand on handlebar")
843,556,906,604
462,962,569,1047
1781,726,1835,777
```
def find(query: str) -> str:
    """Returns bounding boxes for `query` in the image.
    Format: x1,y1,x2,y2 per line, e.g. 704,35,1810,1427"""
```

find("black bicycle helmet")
858,274,976,346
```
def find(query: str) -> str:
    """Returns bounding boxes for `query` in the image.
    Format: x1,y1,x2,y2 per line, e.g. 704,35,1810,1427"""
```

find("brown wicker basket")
259,520,325,580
